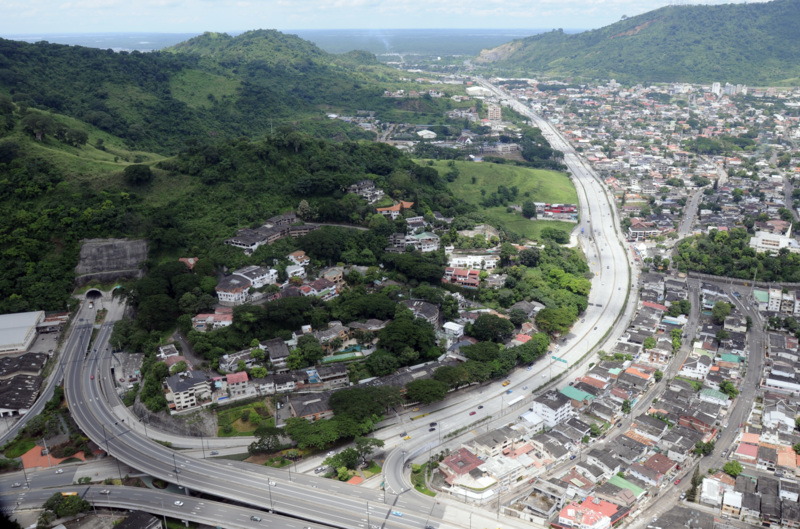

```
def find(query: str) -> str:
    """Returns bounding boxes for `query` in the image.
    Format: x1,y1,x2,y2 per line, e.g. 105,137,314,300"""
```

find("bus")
507,396,525,407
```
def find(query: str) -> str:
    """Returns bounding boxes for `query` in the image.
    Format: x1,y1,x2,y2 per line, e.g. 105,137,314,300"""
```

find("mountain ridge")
475,0,800,85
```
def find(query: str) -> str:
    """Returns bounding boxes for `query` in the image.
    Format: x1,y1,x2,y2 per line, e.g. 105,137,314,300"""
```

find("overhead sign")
551,356,568,364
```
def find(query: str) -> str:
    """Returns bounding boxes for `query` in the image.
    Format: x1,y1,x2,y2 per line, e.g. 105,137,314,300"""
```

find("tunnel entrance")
85,289,103,300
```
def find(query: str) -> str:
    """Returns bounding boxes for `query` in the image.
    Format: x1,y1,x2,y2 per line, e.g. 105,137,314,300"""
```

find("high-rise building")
711,82,721,96
488,104,502,123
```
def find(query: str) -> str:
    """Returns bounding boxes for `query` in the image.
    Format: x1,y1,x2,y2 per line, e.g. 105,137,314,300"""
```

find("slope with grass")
475,0,800,85
428,160,578,240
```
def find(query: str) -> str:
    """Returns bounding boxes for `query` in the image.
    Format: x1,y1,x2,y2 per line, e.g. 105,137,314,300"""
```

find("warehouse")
0,311,45,355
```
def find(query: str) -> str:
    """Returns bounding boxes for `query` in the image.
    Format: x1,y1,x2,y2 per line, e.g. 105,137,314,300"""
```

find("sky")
0,0,766,35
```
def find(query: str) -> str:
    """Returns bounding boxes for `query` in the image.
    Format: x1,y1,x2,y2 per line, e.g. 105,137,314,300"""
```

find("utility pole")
200,433,205,459
42,437,53,468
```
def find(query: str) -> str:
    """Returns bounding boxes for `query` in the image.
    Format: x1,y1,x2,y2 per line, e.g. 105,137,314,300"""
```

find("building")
165,371,211,411
749,231,800,254
347,180,384,204
226,372,249,397
223,213,319,254
289,391,333,421
531,391,572,428
191,308,234,333
215,275,251,306
400,300,440,327
261,338,291,374
0,311,45,355
488,104,502,122
470,427,520,458
233,265,278,289
376,201,414,220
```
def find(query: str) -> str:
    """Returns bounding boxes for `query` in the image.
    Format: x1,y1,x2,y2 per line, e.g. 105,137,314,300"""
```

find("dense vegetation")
476,0,800,84
674,228,800,282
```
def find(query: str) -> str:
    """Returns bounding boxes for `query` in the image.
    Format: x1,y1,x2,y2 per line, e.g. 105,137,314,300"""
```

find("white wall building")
530,391,572,428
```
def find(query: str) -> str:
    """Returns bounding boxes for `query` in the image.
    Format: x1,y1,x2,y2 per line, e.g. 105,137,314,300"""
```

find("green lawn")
425,160,578,241
4,438,36,458
429,160,578,205
363,460,382,477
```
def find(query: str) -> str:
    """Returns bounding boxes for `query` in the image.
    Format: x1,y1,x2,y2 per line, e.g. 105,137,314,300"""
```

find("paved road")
677,189,704,238
1,485,342,529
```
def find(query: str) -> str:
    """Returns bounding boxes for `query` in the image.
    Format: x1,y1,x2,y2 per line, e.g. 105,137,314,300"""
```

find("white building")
769,289,782,312
448,254,499,270
488,104,502,122
749,231,800,255
233,265,278,289
416,130,437,139
0,311,45,355
215,275,251,307
530,391,572,428
678,355,711,380
442,322,465,340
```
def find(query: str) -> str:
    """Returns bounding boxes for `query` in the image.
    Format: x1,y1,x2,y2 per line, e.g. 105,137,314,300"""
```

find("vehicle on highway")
251,516,262,522
469,411,476,416
174,501,184,506
327,451,336,456
675,479,681,485
55,469,63,474
478,405,483,409
392,511,403,517
210,451,218,455
403,436,411,440
91,374,94,380
268,481,276,486
12,483,20,487
315,467,326,474
100,490,110,494
523,386,527,390
429,428,435,432
430,422,437,426
412,407,419,412
542,374,547,378
506,389,513,394
502,380,510,387
594,327,598,330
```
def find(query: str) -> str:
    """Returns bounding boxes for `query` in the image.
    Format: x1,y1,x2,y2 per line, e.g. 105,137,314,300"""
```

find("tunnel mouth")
85,289,103,299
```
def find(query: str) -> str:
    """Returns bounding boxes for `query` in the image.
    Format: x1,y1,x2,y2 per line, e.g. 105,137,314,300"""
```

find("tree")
540,227,570,244
643,337,656,350
590,424,602,437
711,301,731,324
723,460,743,477
42,492,90,518
694,440,715,455
621,399,631,414
654,370,663,382
687,466,702,502
354,436,384,461
337,466,350,481
124,164,154,185
249,424,283,454
170,361,188,375
719,380,739,399
516,333,550,364
793,443,800,455
469,314,515,342
508,308,528,327
499,243,518,266
522,201,537,219
326,447,360,470
65,128,89,147
328,386,401,422
21,113,55,141
535,307,574,335
405,379,449,405
251,367,268,378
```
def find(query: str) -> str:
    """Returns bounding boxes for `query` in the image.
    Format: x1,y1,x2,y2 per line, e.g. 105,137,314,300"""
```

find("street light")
173,453,180,486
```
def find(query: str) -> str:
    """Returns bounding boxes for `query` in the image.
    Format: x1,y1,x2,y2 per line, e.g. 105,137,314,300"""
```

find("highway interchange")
4,80,652,529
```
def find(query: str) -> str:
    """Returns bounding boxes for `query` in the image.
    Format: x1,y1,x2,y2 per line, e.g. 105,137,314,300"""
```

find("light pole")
42,437,53,468
268,480,273,511
200,433,205,459
367,501,370,529
21,463,30,488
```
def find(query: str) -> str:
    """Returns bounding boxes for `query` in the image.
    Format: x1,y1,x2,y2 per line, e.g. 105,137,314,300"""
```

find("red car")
469,411,476,416
90,375,94,380
674,479,681,485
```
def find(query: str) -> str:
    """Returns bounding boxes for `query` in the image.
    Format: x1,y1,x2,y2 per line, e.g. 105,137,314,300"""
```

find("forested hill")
475,0,800,85
0,31,384,154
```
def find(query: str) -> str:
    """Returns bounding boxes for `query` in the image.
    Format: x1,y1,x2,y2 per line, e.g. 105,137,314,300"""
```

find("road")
677,189,703,238
1,485,341,529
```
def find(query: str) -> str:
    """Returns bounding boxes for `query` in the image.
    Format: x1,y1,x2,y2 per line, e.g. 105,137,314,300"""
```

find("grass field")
4,438,36,458
217,401,273,437
426,160,579,241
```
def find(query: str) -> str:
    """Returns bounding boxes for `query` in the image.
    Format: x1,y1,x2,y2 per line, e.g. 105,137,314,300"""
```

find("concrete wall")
74,238,148,287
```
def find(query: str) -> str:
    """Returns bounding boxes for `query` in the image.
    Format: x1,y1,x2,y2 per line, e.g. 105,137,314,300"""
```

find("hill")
0,31,384,156
475,0,800,85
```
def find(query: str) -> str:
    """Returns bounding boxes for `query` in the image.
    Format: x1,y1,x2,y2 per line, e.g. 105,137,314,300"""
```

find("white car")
268,481,276,486
55,469,63,474
174,501,184,506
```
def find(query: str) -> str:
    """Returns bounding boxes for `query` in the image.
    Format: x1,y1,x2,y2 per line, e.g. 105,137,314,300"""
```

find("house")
156,344,180,361
628,462,663,487
531,391,573,428
722,490,742,516
470,427,520,458
285,264,306,280
347,180,384,204
679,355,712,380
219,349,260,372
439,448,484,482
288,251,311,267
376,201,415,220
261,338,291,374
586,449,621,480
233,265,277,288
215,275,251,306
442,322,465,340
165,371,211,411
633,415,669,441
289,391,333,421
191,308,234,332
400,300,440,327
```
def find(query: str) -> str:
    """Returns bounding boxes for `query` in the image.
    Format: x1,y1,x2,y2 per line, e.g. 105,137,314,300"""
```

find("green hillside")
475,0,800,85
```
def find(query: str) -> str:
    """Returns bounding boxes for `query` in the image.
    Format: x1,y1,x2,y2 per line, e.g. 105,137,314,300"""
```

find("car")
392,511,403,517
210,451,219,455
91,374,94,380
607,266,610,269
594,327,598,330
581,319,585,323
268,481,276,486
523,385,527,390
470,411,477,416
569,382,574,386
429,428,435,432
174,501,184,506
570,455,576,460
542,374,547,378
55,469,63,474
739,423,744,428
412,407,419,412
327,451,336,456
527,366,532,371
617,423,623,428
403,436,411,440
674,479,681,485
251,516,262,522
100,490,110,494
11,483,21,488
722,450,728,455
478,405,483,409
430,422,437,427
315,467,326,474
506,389,513,394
